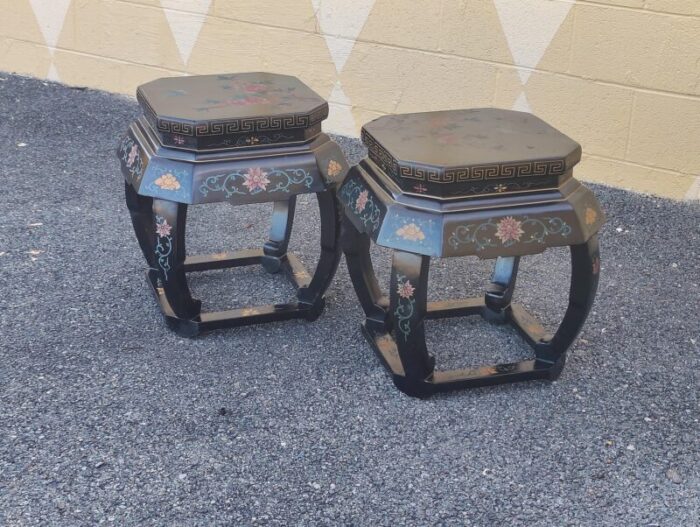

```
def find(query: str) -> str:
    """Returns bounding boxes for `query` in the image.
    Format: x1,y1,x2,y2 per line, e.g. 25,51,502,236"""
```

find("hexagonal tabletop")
137,72,328,151
361,109,581,198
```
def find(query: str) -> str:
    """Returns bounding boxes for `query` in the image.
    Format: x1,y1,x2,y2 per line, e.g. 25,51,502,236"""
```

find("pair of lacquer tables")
118,72,604,398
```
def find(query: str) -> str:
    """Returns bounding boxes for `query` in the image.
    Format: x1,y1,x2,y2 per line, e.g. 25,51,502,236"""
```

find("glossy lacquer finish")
119,73,348,336
340,109,605,397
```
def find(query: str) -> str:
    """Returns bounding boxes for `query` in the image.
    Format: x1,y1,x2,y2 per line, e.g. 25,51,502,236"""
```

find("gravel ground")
0,74,698,526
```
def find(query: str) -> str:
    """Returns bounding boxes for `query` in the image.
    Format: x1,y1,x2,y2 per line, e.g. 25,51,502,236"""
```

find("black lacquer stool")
339,109,605,397
118,73,348,336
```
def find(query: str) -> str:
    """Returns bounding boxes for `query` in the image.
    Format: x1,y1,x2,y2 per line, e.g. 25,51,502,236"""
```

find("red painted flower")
397,279,415,299
155,219,172,238
355,190,369,212
245,83,268,93
242,167,270,192
127,144,139,167
495,216,524,244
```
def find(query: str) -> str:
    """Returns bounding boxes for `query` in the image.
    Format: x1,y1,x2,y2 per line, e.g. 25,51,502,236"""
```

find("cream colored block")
571,4,700,95
340,42,497,114
114,0,161,5
213,1,318,32
187,16,336,99
578,154,695,200
51,48,123,92
0,0,46,43
627,92,700,174
495,69,634,160
645,1,700,16
51,47,178,94
113,0,162,6
358,0,442,52
60,0,182,70
532,5,574,76
0,37,51,78
586,0,644,7
351,106,385,132
438,0,512,63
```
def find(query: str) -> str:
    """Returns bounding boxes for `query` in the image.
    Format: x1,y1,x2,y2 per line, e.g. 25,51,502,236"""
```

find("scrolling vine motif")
154,216,173,281
119,135,143,183
448,216,571,252
199,167,312,198
339,180,382,233
207,133,296,149
394,273,416,341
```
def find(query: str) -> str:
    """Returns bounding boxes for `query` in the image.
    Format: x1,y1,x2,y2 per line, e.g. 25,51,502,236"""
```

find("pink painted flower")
127,144,139,167
397,280,415,300
245,83,268,93
355,190,369,212
495,216,524,244
155,219,172,238
173,135,185,145
242,167,270,192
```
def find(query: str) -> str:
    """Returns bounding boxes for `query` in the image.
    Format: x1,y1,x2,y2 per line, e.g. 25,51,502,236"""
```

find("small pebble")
666,468,682,484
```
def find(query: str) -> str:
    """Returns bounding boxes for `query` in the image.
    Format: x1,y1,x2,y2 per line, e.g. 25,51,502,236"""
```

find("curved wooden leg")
297,190,342,319
340,216,388,330
125,182,155,268
151,199,200,320
389,250,435,397
262,197,296,273
533,235,600,368
484,256,520,321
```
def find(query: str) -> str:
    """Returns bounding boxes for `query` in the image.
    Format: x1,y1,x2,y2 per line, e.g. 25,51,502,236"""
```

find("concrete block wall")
1,0,698,199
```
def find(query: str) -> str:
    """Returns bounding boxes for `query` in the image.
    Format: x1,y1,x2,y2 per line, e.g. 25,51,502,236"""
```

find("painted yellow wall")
1,0,698,200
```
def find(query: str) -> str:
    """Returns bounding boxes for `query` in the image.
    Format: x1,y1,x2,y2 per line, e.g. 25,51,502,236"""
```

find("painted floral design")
585,207,598,226
200,168,312,198
242,168,271,193
154,173,182,191
397,279,415,299
396,223,426,242
449,216,571,252
394,272,416,341
173,135,186,146
340,180,382,233
327,159,343,178
119,136,144,183
413,184,428,193
154,216,173,281
155,218,172,238
245,82,268,93
127,144,139,167
495,217,525,244
355,190,369,212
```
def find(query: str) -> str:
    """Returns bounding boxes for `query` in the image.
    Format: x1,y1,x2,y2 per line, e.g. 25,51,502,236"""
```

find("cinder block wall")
2,0,698,200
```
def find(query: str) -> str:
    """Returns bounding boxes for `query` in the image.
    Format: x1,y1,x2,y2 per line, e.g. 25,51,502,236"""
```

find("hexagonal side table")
339,109,605,397
118,73,349,337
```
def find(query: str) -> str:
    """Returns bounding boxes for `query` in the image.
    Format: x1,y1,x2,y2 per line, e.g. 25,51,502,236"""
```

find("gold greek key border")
362,129,567,184
137,90,328,137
